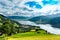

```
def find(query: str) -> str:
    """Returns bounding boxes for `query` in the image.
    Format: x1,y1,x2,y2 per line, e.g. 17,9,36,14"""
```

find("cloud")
18,20,60,34
39,24,60,34
0,0,60,17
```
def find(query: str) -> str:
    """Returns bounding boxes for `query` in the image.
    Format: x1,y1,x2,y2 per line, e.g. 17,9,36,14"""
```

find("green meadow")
0,31,60,40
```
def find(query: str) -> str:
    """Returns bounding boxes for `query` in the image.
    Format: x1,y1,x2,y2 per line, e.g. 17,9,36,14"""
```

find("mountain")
7,16,30,21
0,14,21,26
0,14,9,22
29,14,60,24
29,16,51,24
49,17,60,28
0,14,23,35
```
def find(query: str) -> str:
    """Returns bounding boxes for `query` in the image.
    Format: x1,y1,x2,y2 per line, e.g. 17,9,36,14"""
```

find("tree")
2,20,12,36
2,20,20,36
12,23,19,33
35,26,40,33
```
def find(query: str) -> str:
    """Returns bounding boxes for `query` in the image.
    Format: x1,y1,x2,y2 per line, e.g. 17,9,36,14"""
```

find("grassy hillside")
0,14,22,36
8,32,60,40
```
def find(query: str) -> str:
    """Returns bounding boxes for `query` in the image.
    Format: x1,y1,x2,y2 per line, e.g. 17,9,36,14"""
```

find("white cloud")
18,20,60,34
0,0,60,17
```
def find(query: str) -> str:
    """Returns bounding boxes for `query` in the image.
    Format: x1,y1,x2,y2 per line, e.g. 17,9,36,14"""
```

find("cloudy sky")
0,0,60,17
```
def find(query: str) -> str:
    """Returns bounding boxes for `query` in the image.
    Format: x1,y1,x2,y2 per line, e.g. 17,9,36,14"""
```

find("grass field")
0,32,60,40
8,32,60,40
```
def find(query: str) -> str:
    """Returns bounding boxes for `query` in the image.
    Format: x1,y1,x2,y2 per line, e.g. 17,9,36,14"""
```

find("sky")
0,0,60,17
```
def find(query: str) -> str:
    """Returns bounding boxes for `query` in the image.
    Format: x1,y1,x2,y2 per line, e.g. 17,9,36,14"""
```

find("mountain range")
29,14,60,24
7,16,30,21
7,14,60,24
6,14,60,28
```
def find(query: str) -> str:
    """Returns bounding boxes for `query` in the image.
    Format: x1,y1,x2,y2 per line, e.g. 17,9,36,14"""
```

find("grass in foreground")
0,32,60,40
8,32,60,40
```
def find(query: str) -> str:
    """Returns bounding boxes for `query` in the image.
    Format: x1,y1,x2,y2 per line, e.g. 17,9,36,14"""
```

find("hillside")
29,16,51,24
49,17,60,28
0,14,45,36
0,14,22,36
7,16,30,21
